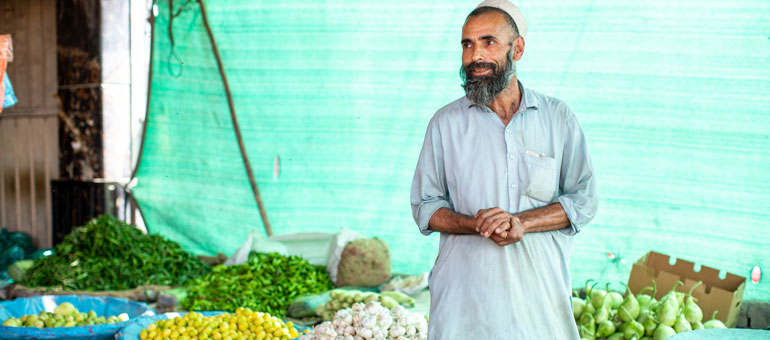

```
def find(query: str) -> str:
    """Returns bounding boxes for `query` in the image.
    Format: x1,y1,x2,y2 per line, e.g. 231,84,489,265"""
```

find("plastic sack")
287,292,332,319
0,245,25,270
0,34,12,61
1,229,35,253
325,228,363,284
380,273,429,296
223,229,288,266
0,228,35,270
115,311,309,340
0,34,12,113
224,230,333,267
336,238,391,287
0,295,155,340
270,232,333,266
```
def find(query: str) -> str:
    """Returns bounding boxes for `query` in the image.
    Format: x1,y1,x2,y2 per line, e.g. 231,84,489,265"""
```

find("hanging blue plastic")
0,295,155,340
3,71,17,109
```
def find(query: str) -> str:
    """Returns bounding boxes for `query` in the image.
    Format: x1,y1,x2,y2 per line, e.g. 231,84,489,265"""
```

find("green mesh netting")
132,0,770,300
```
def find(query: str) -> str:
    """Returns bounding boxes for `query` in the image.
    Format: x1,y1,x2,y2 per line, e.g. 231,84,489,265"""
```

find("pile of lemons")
139,308,303,340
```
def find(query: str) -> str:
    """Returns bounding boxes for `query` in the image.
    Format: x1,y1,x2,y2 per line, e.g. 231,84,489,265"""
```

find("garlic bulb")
302,301,427,340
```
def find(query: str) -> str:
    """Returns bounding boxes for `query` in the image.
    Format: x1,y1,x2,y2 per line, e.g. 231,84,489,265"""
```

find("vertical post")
13,120,22,228
28,119,37,231
43,116,52,247
195,0,273,236
0,121,6,227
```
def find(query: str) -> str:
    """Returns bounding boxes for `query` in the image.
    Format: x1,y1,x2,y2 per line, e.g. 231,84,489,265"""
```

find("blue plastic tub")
0,295,155,340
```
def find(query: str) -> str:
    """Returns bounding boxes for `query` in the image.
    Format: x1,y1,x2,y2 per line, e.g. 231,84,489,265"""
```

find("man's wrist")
512,214,530,234
463,214,478,233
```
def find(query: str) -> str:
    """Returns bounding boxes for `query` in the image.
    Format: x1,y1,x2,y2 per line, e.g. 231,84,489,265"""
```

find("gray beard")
460,49,516,106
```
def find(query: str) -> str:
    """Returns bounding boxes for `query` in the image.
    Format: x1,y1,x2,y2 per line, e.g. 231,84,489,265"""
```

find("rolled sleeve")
557,114,598,235
410,119,451,236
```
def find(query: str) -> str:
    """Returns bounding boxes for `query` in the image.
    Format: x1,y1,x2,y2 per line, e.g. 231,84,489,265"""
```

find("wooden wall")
0,0,58,248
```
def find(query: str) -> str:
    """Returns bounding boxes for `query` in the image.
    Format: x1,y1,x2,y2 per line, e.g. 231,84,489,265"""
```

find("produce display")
299,301,427,340
316,290,415,321
139,309,300,340
23,215,211,290
2,302,128,328
573,280,727,340
8,259,34,282
0,228,36,275
183,252,333,317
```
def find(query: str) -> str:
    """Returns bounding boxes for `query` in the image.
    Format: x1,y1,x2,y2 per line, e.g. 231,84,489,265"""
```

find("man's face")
460,12,522,105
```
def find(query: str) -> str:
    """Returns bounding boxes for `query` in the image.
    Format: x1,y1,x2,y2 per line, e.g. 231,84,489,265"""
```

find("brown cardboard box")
627,251,746,327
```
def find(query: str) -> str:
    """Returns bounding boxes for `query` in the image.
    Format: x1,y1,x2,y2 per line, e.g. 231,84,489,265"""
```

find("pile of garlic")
299,301,428,340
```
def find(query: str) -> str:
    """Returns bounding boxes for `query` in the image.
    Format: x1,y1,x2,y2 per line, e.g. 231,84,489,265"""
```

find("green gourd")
703,310,727,329
591,282,608,309
596,319,616,338
623,320,645,340
674,312,692,333
653,324,676,340
605,283,625,309
573,291,587,320
594,305,611,324
643,313,658,336
619,283,641,322
655,296,678,327
683,281,703,323
636,281,657,310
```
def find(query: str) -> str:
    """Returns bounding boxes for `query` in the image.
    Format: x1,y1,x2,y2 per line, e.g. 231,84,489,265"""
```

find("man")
410,0,598,338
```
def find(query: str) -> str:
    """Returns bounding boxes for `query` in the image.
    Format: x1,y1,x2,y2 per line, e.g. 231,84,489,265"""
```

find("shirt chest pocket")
524,152,558,202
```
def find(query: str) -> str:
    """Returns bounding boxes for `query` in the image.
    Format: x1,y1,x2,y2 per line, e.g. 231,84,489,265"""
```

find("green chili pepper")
182,252,333,318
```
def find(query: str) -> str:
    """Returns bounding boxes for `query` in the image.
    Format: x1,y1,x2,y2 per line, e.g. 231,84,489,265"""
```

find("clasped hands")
474,207,525,246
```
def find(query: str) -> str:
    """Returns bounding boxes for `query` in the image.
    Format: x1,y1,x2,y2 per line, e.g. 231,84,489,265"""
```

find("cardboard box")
627,251,746,327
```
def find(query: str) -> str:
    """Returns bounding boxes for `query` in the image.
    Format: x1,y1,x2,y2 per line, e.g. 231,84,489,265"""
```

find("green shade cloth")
132,0,770,300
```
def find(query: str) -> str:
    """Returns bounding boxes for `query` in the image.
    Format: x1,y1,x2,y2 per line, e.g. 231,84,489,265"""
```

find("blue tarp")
0,295,155,340
670,329,770,340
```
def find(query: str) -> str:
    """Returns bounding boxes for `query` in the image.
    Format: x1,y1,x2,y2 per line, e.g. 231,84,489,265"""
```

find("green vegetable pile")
183,252,333,317
573,280,727,340
0,228,36,272
23,214,210,290
315,289,415,321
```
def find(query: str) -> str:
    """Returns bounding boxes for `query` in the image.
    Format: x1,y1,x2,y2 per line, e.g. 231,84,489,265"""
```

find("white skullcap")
475,0,528,37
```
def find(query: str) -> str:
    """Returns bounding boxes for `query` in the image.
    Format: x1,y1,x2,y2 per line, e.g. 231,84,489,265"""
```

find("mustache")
466,62,497,73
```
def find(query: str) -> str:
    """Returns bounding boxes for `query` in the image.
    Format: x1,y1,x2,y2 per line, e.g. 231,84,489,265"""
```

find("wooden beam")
0,122,7,227
43,117,52,247
28,0,43,108
13,120,21,228
42,0,56,109
27,119,37,234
